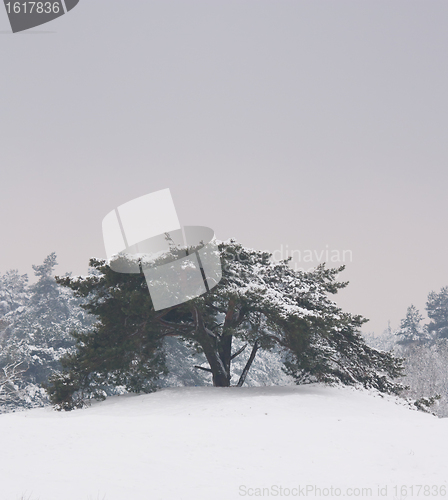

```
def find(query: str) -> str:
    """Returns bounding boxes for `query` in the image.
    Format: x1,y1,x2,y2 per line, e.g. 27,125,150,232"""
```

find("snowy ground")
1,385,447,500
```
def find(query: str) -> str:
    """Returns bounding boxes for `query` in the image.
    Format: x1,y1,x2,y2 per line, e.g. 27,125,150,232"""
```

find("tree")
396,305,430,345
0,361,28,410
47,241,405,409
397,338,448,417
0,253,91,410
0,269,29,319
427,286,448,340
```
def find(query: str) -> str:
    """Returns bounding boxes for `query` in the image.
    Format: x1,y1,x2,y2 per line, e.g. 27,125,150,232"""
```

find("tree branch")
194,365,213,373
236,340,260,387
223,299,236,330
230,343,247,360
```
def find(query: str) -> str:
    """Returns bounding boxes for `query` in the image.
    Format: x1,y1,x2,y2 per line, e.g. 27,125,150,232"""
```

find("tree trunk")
215,299,237,386
192,307,231,387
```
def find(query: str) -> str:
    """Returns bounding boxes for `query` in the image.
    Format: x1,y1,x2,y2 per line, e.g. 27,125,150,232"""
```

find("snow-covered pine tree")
0,269,29,314
395,305,430,346
0,253,91,411
47,240,405,409
392,287,448,416
426,286,448,340
0,268,31,410
364,290,448,417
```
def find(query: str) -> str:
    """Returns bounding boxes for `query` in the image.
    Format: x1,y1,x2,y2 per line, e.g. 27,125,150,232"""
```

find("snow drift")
1,384,447,500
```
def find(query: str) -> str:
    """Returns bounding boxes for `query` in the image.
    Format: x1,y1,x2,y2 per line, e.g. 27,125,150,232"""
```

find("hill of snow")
1,384,447,500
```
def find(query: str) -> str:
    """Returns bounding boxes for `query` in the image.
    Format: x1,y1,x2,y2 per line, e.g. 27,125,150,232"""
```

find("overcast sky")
1,1,447,335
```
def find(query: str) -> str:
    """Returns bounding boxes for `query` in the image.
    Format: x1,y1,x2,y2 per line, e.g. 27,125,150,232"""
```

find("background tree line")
364,287,448,417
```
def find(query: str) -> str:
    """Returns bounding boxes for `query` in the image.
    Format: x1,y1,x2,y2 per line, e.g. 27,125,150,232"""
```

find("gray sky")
1,1,447,336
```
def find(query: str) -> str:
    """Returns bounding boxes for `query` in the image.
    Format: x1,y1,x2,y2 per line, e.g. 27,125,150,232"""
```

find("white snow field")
1,385,448,500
